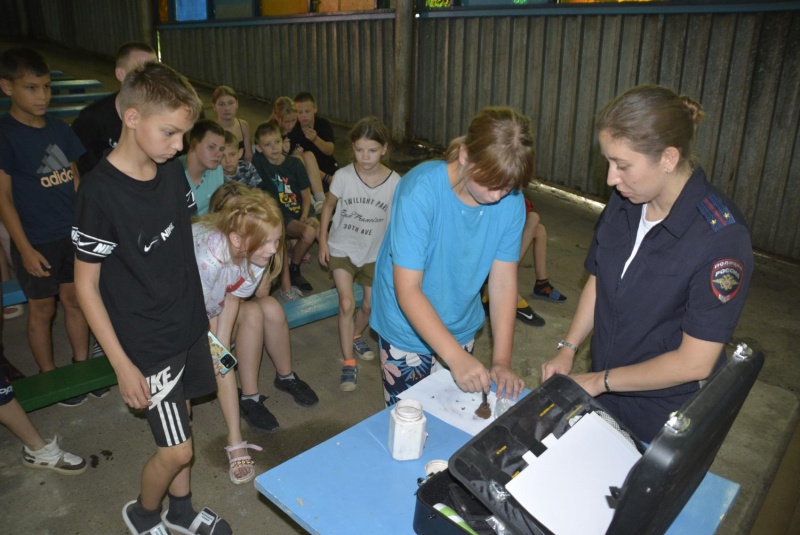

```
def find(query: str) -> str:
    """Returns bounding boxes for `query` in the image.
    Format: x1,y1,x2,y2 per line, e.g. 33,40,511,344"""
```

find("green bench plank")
1,91,114,108
14,357,117,412
12,285,363,411
51,79,102,93
50,70,63,77
2,279,26,307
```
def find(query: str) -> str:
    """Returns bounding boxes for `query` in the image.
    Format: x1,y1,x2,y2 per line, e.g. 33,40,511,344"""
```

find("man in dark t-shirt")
71,42,157,176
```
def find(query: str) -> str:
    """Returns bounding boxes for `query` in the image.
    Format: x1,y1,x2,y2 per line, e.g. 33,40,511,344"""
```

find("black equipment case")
413,344,764,535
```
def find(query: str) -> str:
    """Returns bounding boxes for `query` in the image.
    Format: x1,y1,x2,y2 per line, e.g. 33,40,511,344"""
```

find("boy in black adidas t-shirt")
0,48,90,381
73,63,232,535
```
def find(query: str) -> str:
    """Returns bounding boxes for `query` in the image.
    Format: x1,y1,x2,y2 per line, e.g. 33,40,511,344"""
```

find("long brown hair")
596,84,706,170
444,107,535,191
199,189,284,284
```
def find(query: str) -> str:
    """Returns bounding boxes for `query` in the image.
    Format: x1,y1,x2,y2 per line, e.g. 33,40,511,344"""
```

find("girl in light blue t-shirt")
371,108,532,406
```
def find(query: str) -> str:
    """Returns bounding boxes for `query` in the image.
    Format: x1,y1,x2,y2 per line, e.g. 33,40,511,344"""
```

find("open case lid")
607,344,763,535
447,344,763,535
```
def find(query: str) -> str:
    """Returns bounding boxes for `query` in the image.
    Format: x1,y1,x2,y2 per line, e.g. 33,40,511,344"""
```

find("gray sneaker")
353,337,375,361
340,365,358,392
276,286,304,303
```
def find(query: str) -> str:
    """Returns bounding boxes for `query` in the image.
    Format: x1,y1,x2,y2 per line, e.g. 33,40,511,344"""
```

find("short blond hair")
119,62,202,122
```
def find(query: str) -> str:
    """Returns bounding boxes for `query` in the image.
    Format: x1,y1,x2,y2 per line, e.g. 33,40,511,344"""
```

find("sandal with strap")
224,441,262,485
161,507,232,535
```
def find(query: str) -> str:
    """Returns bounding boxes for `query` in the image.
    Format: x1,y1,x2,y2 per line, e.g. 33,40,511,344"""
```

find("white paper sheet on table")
505,411,642,535
397,370,497,436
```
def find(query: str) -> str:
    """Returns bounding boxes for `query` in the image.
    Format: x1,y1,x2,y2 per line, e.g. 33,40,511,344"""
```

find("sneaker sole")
90,389,111,399
355,351,375,361
340,382,357,392
22,459,87,475
58,397,88,407
529,293,567,304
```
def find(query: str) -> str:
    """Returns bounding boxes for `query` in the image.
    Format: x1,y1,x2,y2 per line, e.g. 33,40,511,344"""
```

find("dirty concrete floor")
0,38,798,535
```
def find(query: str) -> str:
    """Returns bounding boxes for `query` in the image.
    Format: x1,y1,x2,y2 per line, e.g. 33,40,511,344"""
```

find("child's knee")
536,222,547,240
28,297,56,319
239,301,264,327
301,225,316,244
260,296,287,323
360,301,372,317
159,439,193,466
526,211,540,229
339,295,356,316
302,151,318,166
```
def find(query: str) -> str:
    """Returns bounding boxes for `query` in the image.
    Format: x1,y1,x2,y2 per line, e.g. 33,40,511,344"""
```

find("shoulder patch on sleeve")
710,258,744,303
698,194,737,232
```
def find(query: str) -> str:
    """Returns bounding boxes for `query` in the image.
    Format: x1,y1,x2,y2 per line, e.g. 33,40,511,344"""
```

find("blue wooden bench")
46,105,88,118
1,91,114,108
8,284,362,412
50,70,63,77
50,79,102,94
2,279,26,307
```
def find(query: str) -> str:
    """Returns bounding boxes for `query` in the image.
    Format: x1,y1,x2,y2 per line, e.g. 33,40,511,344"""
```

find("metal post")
140,0,155,47
392,0,414,143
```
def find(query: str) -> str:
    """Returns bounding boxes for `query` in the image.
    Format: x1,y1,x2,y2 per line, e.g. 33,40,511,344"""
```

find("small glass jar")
388,399,427,461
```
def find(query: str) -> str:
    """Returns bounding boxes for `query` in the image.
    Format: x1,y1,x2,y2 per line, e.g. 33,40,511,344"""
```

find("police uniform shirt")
584,167,754,442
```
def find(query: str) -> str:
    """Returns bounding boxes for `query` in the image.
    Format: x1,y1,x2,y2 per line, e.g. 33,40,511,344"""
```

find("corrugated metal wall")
159,19,396,126
0,0,21,35
26,0,145,57
413,11,800,260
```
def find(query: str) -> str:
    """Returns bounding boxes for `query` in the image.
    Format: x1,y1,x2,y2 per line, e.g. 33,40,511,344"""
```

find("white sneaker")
22,435,87,475
313,199,324,214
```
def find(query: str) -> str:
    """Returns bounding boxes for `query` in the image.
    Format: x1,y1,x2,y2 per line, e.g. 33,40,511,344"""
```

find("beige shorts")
328,256,375,287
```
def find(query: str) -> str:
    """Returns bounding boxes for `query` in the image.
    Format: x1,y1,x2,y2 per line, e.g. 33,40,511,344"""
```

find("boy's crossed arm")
74,259,152,409
0,168,51,277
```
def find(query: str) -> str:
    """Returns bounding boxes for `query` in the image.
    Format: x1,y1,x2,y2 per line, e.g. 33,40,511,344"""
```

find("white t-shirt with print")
192,223,265,318
328,163,401,267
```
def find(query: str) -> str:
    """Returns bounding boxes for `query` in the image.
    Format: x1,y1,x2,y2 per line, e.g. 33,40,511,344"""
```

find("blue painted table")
255,401,739,534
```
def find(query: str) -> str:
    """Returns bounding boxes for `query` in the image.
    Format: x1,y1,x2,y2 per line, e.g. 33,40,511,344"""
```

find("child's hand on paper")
491,363,524,400
448,352,491,394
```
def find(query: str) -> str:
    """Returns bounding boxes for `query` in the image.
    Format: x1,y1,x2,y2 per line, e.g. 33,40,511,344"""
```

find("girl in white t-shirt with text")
318,117,401,392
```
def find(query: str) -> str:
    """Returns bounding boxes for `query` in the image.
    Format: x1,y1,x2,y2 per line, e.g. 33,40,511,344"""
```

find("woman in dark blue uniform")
541,85,754,442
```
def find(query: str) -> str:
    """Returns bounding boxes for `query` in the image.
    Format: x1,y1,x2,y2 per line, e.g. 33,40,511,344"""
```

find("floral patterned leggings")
379,336,475,407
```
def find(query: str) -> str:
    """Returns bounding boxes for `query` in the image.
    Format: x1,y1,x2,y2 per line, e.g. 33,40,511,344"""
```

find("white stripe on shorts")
164,401,180,446
157,403,173,447
172,402,187,443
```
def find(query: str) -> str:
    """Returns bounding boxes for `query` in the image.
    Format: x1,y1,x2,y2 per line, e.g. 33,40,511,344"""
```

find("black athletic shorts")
140,332,216,448
11,236,74,300
0,364,14,407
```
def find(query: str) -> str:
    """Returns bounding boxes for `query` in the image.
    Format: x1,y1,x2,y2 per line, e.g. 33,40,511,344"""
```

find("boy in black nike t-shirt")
0,48,90,379
73,63,232,535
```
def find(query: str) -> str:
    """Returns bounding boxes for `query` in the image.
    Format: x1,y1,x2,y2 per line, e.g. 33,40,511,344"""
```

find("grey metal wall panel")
414,11,800,260
160,18,395,128
28,0,144,57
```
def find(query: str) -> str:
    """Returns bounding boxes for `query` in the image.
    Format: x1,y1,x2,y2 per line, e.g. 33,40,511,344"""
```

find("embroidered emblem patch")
698,194,736,232
711,258,743,303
